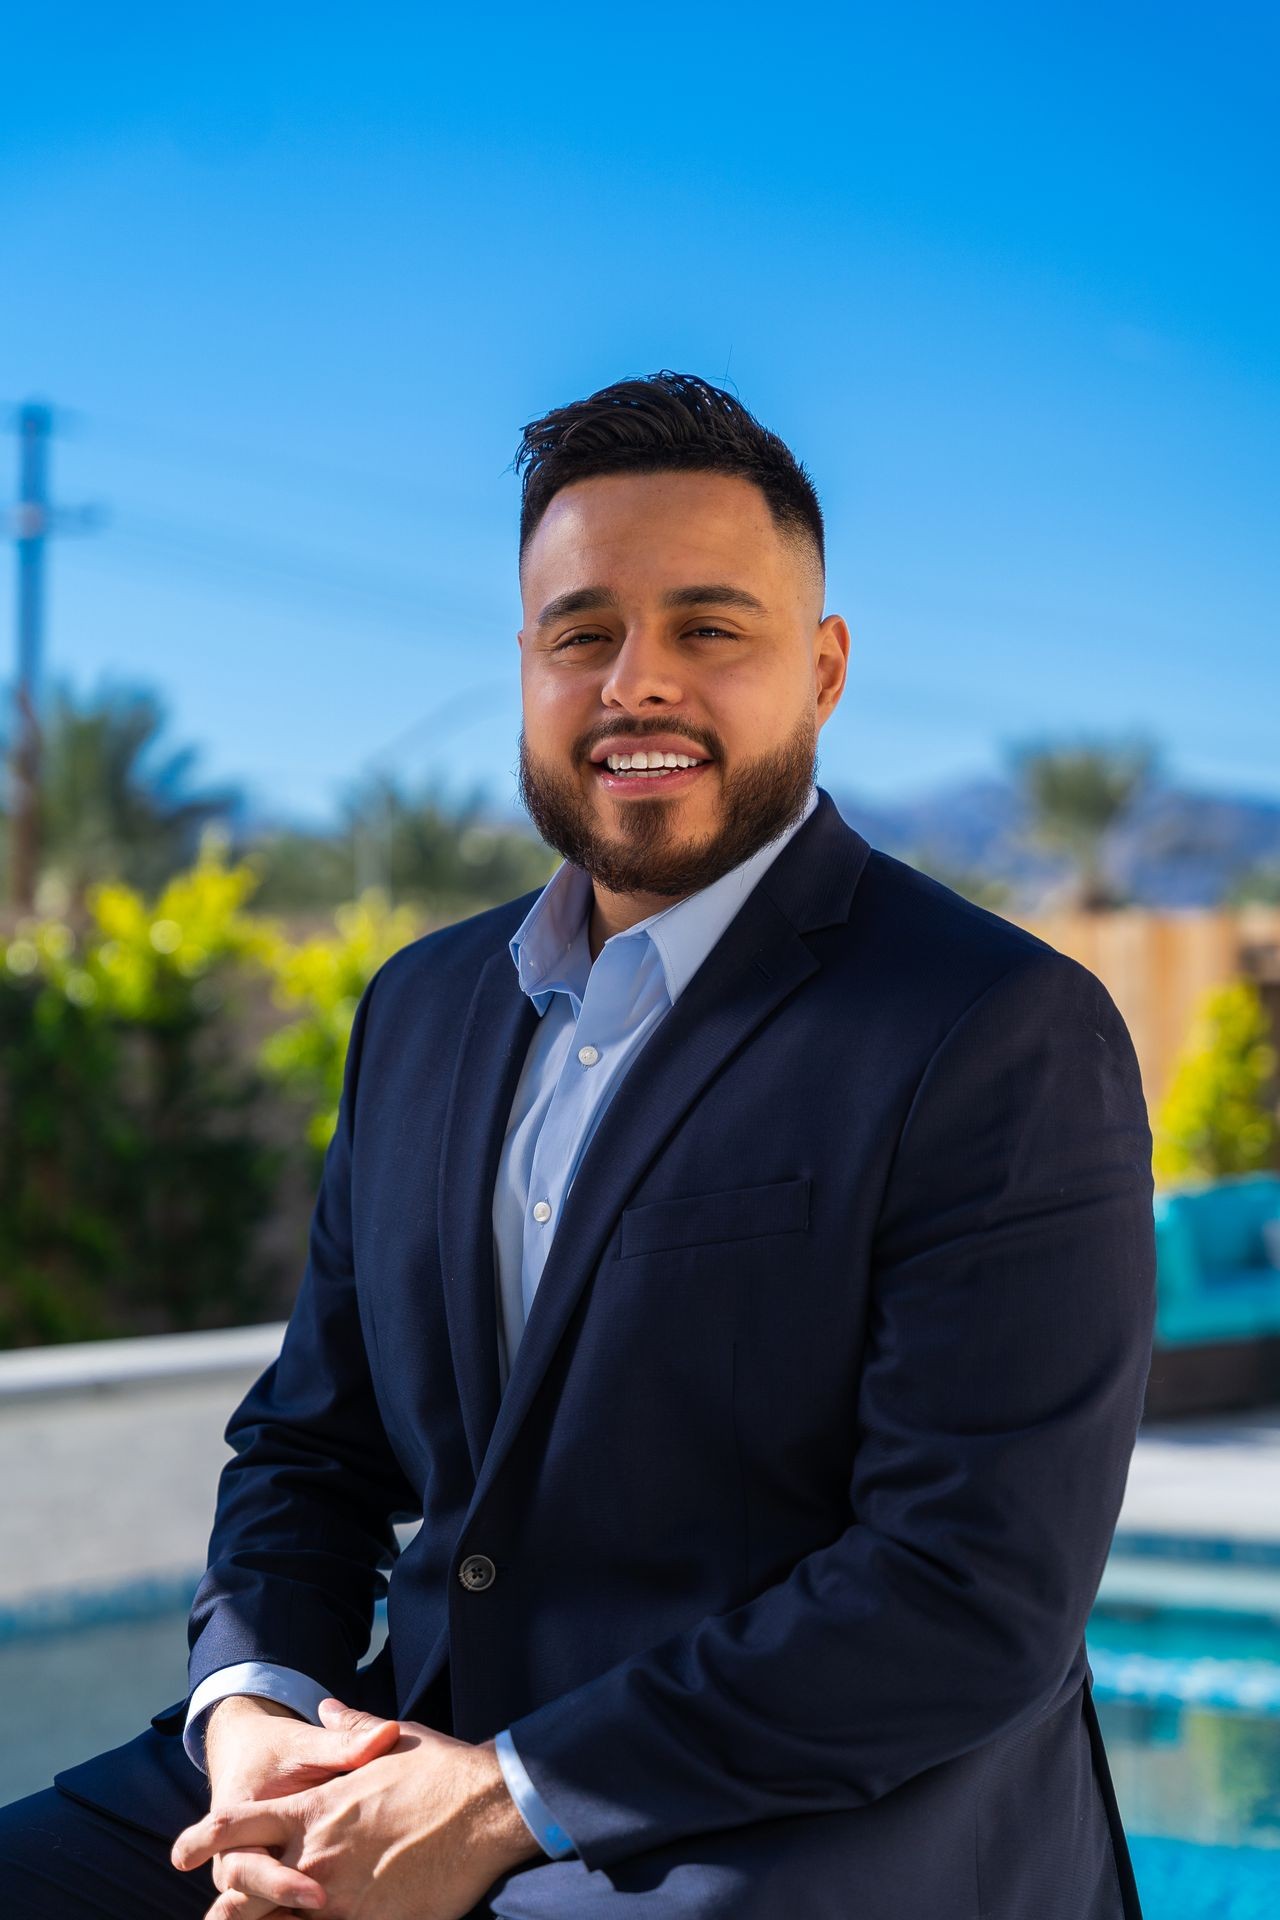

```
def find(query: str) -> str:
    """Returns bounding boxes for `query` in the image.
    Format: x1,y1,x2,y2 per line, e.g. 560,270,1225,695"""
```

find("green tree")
250,773,556,915
1007,733,1160,910
1,676,240,910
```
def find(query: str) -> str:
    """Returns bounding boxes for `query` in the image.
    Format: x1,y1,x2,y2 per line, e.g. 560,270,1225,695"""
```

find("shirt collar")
509,783,820,1014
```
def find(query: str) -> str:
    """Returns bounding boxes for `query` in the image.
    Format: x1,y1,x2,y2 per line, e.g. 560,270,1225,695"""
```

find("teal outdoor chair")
1153,1172,1280,1347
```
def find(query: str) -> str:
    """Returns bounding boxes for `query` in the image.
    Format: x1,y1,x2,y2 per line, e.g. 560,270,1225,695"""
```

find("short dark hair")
513,369,825,576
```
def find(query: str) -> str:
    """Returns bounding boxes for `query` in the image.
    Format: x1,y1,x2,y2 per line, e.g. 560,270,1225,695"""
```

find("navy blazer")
62,789,1155,1919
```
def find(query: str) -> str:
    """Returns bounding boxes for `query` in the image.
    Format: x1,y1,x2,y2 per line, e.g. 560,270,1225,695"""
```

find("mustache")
578,721,721,759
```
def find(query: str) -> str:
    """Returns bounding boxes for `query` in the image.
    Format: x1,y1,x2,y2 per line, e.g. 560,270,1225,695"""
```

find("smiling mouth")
592,755,713,794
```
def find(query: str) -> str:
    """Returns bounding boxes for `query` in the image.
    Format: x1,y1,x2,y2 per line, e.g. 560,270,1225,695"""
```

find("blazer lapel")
463,791,872,1521
437,948,540,1478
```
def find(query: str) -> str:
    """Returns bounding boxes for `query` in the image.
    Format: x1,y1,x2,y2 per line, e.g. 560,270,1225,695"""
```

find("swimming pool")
1086,1584,1280,1916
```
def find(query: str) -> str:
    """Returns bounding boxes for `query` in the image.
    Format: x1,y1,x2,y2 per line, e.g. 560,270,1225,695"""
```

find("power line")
106,506,509,633
87,410,484,523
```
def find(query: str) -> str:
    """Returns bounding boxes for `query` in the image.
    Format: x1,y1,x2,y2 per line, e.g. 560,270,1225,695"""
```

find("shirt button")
458,1553,497,1592
577,1044,600,1067
532,1199,552,1223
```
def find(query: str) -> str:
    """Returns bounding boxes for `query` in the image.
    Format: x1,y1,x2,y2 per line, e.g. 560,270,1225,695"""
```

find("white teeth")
603,750,704,773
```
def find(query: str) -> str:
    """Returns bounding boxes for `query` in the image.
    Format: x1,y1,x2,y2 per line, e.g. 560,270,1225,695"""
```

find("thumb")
316,1696,400,1744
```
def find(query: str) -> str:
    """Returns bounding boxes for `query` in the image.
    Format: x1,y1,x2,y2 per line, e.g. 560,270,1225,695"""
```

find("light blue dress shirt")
184,784,820,1861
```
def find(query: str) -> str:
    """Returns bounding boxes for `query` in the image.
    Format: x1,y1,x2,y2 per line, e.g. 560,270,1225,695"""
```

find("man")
1,370,1155,1918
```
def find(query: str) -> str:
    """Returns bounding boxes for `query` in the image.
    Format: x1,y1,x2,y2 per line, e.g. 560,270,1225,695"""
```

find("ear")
815,613,850,720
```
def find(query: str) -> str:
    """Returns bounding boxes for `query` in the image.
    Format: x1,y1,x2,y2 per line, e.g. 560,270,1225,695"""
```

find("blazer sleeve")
185,965,421,1706
505,949,1157,1870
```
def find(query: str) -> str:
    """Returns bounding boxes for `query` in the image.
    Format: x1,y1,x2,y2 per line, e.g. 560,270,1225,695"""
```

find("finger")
212,1841,268,1893
212,1843,324,1909
204,1890,287,1920
172,1801,295,1871
205,1892,301,1920
205,1892,277,1920
214,1847,325,1910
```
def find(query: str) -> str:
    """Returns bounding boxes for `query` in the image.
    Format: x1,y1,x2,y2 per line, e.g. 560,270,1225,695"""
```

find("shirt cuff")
183,1662,334,1773
493,1727,577,1858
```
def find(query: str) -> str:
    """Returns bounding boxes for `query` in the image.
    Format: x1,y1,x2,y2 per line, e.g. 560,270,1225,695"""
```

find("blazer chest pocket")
619,1177,811,1260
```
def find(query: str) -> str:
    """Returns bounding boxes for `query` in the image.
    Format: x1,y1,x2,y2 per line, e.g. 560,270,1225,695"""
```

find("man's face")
516,469,849,898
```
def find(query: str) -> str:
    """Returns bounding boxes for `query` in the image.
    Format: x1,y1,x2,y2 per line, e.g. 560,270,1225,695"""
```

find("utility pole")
4,401,102,911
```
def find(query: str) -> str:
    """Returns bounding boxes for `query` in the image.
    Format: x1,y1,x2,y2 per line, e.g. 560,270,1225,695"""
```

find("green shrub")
1152,979,1278,1185
0,835,285,1346
257,890,425,1163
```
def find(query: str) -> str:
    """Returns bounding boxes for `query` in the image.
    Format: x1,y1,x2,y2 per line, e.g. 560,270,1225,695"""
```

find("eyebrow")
535,583,768,629
535,586,621,629
664,583,768,617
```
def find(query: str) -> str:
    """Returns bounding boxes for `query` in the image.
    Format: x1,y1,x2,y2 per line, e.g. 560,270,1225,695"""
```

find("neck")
587,882,690,961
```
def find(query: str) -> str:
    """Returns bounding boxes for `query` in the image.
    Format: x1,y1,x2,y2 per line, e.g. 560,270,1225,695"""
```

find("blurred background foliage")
1153,980,1278,1187
258,889,424,1159
5,678,240,912
0,841,281,1347
0,838,436,1347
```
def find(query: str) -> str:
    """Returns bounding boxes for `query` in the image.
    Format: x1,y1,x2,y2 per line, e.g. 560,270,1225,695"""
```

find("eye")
688,626,737,639
554,630,611,650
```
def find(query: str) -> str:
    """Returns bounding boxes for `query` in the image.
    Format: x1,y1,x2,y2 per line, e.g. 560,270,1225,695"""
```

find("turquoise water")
1129,1835,1279,1918
1087,1598,1280,1916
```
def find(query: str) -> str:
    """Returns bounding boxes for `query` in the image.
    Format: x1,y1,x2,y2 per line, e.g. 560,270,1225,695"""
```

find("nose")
599,627,685,712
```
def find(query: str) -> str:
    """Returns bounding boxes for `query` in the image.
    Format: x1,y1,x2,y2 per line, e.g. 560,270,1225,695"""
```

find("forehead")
519,470,796,601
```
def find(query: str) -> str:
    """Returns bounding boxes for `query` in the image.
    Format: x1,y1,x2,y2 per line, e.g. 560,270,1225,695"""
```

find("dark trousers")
0,1783,217,1919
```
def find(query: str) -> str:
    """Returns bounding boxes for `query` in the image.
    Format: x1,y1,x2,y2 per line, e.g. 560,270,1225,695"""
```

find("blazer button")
458,1553,497,1592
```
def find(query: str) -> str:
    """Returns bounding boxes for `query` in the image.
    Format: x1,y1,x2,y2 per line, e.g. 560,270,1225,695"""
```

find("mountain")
831,778,1280,910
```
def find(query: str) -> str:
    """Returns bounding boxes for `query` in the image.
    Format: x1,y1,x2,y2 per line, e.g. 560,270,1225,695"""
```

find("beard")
516,709,818,898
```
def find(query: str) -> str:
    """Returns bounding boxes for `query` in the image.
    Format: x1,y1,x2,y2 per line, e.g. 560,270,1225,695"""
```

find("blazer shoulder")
368,886,545,1004
860,841,1055,957
852,841,1117,1029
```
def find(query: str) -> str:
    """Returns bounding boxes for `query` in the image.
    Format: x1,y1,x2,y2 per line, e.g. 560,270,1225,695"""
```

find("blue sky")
2,3,1277,828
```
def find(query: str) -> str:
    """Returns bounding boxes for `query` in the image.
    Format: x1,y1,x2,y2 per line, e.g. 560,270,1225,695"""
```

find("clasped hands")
171,1693,541,1920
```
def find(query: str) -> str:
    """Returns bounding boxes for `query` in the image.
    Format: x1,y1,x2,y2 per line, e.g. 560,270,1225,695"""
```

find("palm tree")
1223,863,1280,907
1006,733,1160,910
1,677,241,911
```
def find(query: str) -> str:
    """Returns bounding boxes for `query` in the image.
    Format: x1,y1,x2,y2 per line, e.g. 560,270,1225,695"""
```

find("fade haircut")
513,370,825,580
